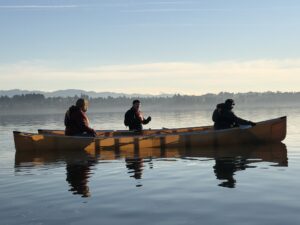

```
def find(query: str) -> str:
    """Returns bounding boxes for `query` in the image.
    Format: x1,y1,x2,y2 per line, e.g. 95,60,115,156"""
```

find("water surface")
1,108,300,225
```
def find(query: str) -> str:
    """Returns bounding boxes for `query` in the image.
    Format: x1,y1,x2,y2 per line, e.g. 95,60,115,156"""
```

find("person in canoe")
124,99,151,131
212,99,256,130
212,103,225,129
64,98,97,137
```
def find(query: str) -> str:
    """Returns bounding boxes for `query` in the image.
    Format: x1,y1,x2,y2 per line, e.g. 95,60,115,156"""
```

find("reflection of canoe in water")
15,143,288,194
13,117,286,151
15,143,288,167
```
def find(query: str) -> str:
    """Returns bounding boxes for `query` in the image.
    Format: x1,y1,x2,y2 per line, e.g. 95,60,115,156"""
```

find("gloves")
145,116,152,123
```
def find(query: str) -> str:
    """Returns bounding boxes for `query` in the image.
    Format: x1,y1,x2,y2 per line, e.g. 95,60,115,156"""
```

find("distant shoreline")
1,91,300,115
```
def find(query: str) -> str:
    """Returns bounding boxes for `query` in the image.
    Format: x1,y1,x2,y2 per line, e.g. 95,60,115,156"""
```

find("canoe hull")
13,117,287,152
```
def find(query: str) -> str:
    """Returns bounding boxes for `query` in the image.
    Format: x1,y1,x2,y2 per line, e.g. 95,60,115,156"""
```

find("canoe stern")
271,116,287,142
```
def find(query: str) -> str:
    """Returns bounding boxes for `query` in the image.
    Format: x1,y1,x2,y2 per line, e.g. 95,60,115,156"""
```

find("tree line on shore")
0,91,300,113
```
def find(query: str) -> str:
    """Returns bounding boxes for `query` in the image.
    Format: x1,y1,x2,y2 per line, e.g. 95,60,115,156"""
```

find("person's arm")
222,111,235,124
142,116,151,124
77,112,96,136
135,110,151,125
232,113,255,126
134,110,150,124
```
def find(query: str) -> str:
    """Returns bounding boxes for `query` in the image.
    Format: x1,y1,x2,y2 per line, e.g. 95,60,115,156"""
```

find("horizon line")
1,89,300,96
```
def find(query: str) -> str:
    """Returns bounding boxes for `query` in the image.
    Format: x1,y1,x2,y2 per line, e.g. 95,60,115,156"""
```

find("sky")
0,0,300,94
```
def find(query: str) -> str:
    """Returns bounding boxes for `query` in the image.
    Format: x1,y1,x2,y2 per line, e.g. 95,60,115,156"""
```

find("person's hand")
250,122,256,126
146,116,152,122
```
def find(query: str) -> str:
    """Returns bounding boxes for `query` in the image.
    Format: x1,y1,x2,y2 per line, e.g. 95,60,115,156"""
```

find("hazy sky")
1,0,300,94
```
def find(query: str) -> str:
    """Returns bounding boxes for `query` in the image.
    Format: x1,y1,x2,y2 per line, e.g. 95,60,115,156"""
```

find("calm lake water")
1,107,300,225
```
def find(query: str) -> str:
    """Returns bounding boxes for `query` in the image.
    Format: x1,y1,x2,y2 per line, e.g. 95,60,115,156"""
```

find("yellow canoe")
13,116,286,152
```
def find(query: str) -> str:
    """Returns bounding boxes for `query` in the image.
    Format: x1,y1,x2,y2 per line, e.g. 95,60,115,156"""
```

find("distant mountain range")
0,89,173,98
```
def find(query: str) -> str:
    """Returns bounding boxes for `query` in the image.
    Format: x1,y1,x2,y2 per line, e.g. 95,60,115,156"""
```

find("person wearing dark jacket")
212,99,256,130
212,103,227,130
124,100,151,131
64,98,96,137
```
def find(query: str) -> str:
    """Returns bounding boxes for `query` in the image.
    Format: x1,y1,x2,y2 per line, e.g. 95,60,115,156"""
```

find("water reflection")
126,158,144,180
211,144,288,188
15,149,98,198
125,158,145,187
213,158,247,188
15,143,288,196
66,158,96,197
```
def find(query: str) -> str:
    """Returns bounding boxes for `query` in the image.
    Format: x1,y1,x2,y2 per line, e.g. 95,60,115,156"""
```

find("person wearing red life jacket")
64,98,96,137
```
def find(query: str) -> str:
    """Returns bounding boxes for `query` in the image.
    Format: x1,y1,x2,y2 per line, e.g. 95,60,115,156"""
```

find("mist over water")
1,107,300,225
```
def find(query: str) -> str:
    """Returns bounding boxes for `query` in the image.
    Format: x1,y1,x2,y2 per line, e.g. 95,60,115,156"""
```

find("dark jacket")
124,107,150,131
64,106,95,136
212,103,227,130
213,104,254,130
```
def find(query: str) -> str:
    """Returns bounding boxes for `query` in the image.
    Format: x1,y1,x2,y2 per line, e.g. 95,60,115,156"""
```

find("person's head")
224,99,235,110
76,98,89,112
132,99,141,110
